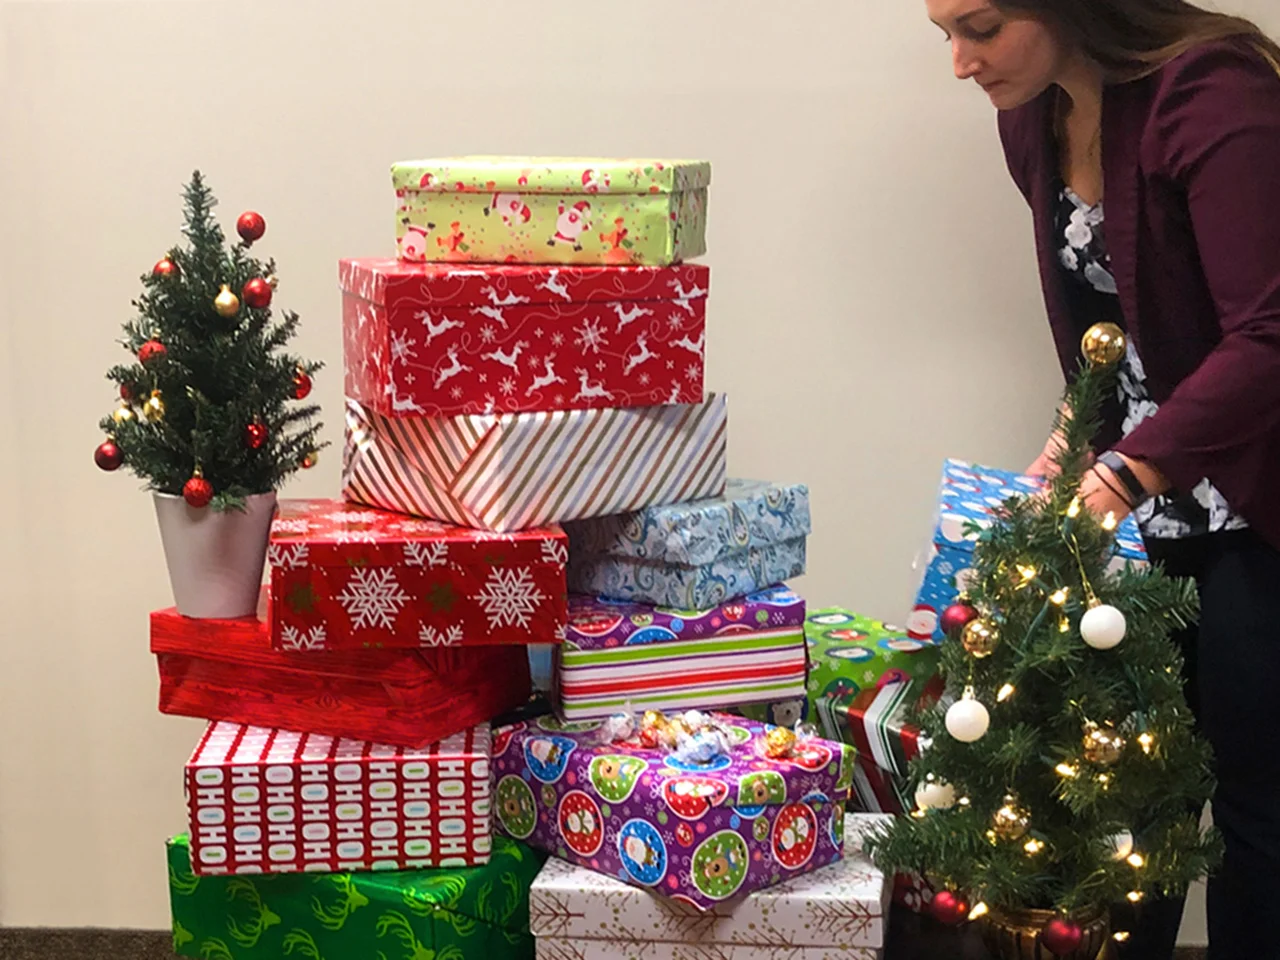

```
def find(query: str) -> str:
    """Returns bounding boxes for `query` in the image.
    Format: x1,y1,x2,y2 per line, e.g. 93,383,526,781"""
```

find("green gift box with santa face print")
167,832,545,960
391,157,710,266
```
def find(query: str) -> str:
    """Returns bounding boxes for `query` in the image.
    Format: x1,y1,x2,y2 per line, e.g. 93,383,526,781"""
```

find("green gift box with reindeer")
167,832,546,960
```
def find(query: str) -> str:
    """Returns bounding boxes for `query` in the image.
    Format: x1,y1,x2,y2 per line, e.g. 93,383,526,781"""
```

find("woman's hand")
1078,465,1134,524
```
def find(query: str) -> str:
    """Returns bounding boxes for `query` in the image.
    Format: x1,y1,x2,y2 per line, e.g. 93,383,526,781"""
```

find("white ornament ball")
915,779,958,811
1109,830,1135,861
945,697,991,743
1081,604,1127,650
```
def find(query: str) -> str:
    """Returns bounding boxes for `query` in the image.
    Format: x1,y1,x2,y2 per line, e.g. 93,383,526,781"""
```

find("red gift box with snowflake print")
339,257,709,418
268,499,568,651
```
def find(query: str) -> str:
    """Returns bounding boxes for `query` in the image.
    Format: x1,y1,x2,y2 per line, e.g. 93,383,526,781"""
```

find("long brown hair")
991,0,1280,80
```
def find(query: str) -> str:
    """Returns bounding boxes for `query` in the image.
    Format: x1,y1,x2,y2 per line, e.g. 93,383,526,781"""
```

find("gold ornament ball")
993,796,1031,841
142,390,165,422
961,619,1001,658
1083,723,1126,765
112,404,135,425
301,450,318,469
1081,322,1127,367
214,284,241,318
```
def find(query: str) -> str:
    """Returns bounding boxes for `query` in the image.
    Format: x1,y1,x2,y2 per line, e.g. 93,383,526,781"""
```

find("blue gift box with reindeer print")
166,832,546,960
562,478,810,609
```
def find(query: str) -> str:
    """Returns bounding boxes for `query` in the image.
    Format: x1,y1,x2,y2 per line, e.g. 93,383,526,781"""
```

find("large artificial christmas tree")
95,171,325,511
866,323,1220,956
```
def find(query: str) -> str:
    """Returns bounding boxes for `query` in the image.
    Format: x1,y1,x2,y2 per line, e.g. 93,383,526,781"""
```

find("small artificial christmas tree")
95,171,326,511
865,323,1221,954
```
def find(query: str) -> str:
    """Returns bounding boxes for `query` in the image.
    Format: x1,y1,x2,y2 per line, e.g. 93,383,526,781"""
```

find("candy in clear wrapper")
673,727,732,766
599,707,637,744
795,722,820,741
764,725,798,759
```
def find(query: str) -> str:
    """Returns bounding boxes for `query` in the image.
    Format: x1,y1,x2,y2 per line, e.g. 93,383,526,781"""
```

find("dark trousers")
1113,529,1280,960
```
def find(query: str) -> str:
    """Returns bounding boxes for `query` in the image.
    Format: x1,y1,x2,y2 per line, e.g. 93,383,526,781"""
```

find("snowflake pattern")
334,528,379,544
500,376,516,395
685,363,701,381
638,372,650,386
394,519,450,535
325,510,383,525
541,538,569,568
550,332,565,347
534,327,544,338
337,567,410,630
480,325,496,343
473,567,546,630
403,541,449,567
268,543,310,569
668,313,685,330
451,386,463,399
574,318,608,355
271,518,313,535
390,330,418,367
280,624,328,651
419,622,465,647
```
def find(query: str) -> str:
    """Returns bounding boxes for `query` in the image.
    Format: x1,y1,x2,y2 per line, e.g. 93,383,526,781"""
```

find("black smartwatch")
1097,451,1148,505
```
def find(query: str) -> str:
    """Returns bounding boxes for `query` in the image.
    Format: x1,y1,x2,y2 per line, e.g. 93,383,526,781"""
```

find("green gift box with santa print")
391,157,710,266
167,832,545,960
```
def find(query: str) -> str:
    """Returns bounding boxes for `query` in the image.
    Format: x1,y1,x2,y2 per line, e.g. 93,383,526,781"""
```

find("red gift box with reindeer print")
339,257,709,418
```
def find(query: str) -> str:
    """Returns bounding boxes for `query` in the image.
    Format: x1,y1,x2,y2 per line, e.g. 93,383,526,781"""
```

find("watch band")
1098,451,1148,504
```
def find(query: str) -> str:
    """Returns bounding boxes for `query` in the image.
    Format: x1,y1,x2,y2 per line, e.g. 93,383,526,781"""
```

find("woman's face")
925,0,1066,109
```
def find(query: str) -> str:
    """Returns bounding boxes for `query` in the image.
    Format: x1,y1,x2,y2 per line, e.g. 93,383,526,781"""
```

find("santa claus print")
548,201,591,251
485,192,532,226
397,219,435,261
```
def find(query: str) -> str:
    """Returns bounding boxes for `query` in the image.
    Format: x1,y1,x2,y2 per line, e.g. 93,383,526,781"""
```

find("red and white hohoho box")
339,257,710,418
267,498,568,652
185,720,494,876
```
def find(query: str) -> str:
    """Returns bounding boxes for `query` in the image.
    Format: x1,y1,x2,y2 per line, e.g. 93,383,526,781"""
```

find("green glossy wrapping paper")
167,832,546,960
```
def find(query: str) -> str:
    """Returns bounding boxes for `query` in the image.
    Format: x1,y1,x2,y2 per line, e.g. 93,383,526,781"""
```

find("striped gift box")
555,586,808,720
342,394,727,532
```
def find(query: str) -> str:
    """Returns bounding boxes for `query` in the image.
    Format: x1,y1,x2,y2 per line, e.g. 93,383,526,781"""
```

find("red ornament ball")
138,339,167,365
94,440,123,471
941,602,980,638
183,474,214,508
244,421,268,450
293,369,313,400
120,382,137,402
236,211,266,245
242,277,273,309
1041,917,1084,956
929,891,970,926
152,257,179,278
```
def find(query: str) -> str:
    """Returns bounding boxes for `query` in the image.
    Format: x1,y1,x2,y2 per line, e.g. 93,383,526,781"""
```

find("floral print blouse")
1054,181,1248,539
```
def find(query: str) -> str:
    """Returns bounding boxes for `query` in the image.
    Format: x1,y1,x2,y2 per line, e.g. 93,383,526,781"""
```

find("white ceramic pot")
153,491,278,618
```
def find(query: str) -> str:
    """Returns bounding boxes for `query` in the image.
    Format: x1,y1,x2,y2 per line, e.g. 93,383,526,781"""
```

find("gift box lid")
269,498,568,568
150,589,428,680
339,257,710,309
497,712,855,809
392,157,712,195
528,813,892,947
564,586,807,652
934,459,1147,561
186,718,492,773
563,479,811,568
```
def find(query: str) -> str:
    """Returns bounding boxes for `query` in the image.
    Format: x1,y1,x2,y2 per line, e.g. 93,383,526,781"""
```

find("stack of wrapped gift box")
159,155,894,958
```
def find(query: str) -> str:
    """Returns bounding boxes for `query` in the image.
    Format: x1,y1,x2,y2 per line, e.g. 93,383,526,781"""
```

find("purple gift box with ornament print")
491,713,855,911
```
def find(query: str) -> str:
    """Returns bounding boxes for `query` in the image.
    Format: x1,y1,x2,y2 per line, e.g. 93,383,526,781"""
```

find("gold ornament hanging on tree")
214,284,241,318
961,619,1001,658
1083,722,1126,765
112,403,136,425
993,795,1031,841
141,389,165,422
1081,322,1127,366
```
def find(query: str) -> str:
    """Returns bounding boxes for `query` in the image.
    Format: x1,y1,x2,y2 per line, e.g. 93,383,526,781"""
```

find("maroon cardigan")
997,40,1280,549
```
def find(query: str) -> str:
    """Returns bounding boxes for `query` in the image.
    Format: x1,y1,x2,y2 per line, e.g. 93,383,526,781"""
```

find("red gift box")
185,720,493,875
267,498,567,651
339,257,709,418
151,593,530,747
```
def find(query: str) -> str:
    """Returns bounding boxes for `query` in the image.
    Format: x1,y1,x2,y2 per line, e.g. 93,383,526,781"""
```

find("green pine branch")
866,354,1221,918
97,171,328,511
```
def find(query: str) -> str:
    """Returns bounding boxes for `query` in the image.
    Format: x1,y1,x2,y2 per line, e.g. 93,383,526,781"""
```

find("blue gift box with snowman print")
562,478,810,609
910,458,1149,643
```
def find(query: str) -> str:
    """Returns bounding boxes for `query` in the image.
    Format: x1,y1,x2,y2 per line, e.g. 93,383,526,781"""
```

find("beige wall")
2,0,1273,940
